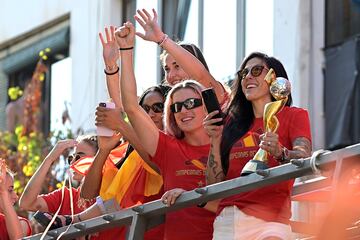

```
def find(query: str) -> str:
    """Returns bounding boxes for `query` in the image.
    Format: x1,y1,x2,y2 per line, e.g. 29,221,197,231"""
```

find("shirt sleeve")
19,217,32,236
40,188,64,213
288,108,312,145
0,215,9,240
150,131,169,173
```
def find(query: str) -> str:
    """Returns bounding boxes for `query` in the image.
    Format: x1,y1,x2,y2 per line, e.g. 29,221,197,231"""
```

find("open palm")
135,8,164,43
99,26,119,66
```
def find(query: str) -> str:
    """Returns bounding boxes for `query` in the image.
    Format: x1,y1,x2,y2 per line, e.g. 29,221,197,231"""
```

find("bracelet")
119,46,134,51
276,146,290,164
157,34,168,47
104,66,119,75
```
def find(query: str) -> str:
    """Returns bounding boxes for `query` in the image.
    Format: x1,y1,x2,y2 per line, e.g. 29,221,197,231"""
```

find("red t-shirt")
151,131,215,240
0,213,32,239
218,106,312,224
41,187,122,239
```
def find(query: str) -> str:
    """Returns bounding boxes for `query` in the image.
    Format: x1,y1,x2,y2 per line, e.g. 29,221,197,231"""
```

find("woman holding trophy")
204,52,312,239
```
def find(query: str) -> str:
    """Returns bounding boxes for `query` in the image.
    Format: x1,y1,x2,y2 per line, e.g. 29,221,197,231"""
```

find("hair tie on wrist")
119,47,134,51
157,34,169,47
104,66,119,75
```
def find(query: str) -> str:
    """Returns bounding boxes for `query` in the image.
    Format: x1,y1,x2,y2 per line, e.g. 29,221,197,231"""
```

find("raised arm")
97,25,159,168
135,9,225,102
80,135,121,199
19,140,77,212
0,160,30,239
203,111,225,184
99,26,122,108
116,22,159,157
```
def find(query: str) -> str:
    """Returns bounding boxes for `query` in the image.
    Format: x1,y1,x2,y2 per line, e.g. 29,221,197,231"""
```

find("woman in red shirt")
115,17,216,239
204,52,312,240
0,159,32,239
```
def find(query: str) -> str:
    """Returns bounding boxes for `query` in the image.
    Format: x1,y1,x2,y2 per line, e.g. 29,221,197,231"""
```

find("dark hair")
220,52,293,175
138,85,171,107
179,44,210,72
119,84,171,169
160,43,210,77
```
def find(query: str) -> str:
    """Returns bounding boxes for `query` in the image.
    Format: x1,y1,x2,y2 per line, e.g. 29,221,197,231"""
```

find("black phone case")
201,88,223,126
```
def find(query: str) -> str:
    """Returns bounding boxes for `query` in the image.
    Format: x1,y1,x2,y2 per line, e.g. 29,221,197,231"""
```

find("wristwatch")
280,147,290,163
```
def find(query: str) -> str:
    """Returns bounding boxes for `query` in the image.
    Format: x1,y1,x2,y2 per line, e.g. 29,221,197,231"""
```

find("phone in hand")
201,88,223,126
96,102,116,136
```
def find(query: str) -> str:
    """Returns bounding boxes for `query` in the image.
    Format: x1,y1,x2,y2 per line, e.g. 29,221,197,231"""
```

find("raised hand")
47,139,77,163
99,26,119,67
0,159,6,192
134,8,164,43
259,132,282,159
203,110,223,140
114,22,135,49
95,106,128,132
97,133,122,152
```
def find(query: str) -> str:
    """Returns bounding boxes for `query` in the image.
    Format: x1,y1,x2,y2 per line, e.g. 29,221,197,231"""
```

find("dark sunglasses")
142,102,164,113
170,98,203,113
237,65,268,80
67,154,82,164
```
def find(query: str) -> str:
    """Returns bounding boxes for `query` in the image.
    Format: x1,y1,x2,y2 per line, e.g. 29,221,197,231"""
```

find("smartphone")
201,88,223,126
96,102,116,136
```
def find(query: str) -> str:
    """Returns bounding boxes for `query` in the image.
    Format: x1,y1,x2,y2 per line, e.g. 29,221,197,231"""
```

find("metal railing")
24,143,360,240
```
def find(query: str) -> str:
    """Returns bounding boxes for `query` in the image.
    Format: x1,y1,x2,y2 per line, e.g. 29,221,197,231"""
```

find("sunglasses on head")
142,102,164,113
237,65,268,80
170,98,203,113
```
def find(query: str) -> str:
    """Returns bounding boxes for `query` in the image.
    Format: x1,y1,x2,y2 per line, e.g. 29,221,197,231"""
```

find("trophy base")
240,160,269,176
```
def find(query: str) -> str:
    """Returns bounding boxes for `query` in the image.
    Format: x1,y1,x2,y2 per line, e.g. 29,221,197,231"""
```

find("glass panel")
50,57,72,132
183,0,199,45
135,0,159,93
203,0,237,81
245,0,274,56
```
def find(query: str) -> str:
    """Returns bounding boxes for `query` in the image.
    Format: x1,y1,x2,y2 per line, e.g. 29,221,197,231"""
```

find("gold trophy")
241,68,291,176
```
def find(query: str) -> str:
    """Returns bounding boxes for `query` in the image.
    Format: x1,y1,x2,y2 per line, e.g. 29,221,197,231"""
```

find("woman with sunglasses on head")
204,52,312,240
134,9,229,109
47,85,170,240
0,159,32,239
19,135,98,233
116,21,215,240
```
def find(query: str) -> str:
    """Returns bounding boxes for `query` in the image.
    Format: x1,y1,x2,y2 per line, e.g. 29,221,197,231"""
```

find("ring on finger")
163,199,168,204
267,141,271,146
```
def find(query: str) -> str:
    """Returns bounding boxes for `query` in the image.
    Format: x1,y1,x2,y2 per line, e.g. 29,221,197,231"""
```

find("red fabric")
218,106,312,224
41,187,94,214
151,131,215,240
41,187,122,239
119,164,163,208
115,157,164,240
0,214,32,239
108,142,129,164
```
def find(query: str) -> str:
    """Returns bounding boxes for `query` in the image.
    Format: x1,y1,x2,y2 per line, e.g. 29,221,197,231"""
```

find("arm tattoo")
290,137,312,159
206,143,225,184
